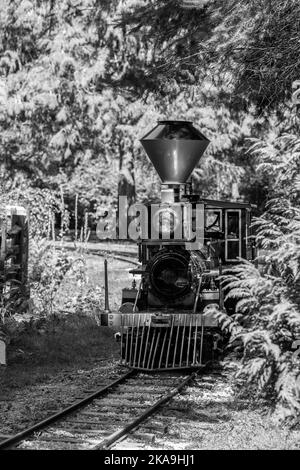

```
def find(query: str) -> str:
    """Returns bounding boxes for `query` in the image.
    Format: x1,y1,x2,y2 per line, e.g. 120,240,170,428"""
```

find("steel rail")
56,244,139,266
92,365,207,450
0,369,136,450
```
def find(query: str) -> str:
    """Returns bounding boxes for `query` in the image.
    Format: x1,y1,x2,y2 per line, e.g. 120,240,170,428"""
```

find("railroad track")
0,367,208,450
95,250,139,266
56,242,139,266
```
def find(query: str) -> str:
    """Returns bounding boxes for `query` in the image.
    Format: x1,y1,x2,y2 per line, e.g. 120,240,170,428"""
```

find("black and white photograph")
0,0,299,455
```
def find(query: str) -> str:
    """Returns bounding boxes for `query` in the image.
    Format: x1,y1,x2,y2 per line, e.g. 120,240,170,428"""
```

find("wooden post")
0,333,6,366
101,258,110,326
0,217,7,299
0,206,29,308
219,259,224,310
104,258,110,313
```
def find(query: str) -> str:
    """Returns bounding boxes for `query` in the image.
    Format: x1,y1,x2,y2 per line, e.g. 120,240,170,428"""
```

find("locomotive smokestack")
140,120,210,185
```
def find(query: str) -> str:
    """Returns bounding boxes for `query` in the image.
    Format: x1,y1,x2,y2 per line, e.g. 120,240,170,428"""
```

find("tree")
119,0,300,110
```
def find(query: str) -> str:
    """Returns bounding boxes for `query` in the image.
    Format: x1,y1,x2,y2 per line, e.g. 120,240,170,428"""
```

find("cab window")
205,209,222,232
225,210,241,260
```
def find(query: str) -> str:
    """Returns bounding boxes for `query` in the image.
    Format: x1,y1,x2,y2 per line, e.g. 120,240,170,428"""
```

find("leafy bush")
215,114,300,423
29,238,74,316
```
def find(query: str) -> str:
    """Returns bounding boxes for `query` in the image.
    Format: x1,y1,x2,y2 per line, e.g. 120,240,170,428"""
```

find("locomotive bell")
140,120,210,184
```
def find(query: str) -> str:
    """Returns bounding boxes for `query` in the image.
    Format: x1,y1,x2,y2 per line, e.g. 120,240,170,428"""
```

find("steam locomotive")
108,120,254,370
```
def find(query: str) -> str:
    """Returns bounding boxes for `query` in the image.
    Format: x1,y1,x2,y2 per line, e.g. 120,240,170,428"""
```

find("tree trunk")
118,152,136,207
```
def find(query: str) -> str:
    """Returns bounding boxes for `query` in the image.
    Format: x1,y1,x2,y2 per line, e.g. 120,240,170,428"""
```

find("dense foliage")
1,0,300,422
121,0,300,109
215,108,300,422
0,0,272,212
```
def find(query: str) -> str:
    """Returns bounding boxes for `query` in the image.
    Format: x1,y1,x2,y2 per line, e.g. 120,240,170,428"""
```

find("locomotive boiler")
108,120,254,370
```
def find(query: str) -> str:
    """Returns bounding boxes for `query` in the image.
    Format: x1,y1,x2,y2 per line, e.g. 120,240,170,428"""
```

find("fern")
216,118,300,424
